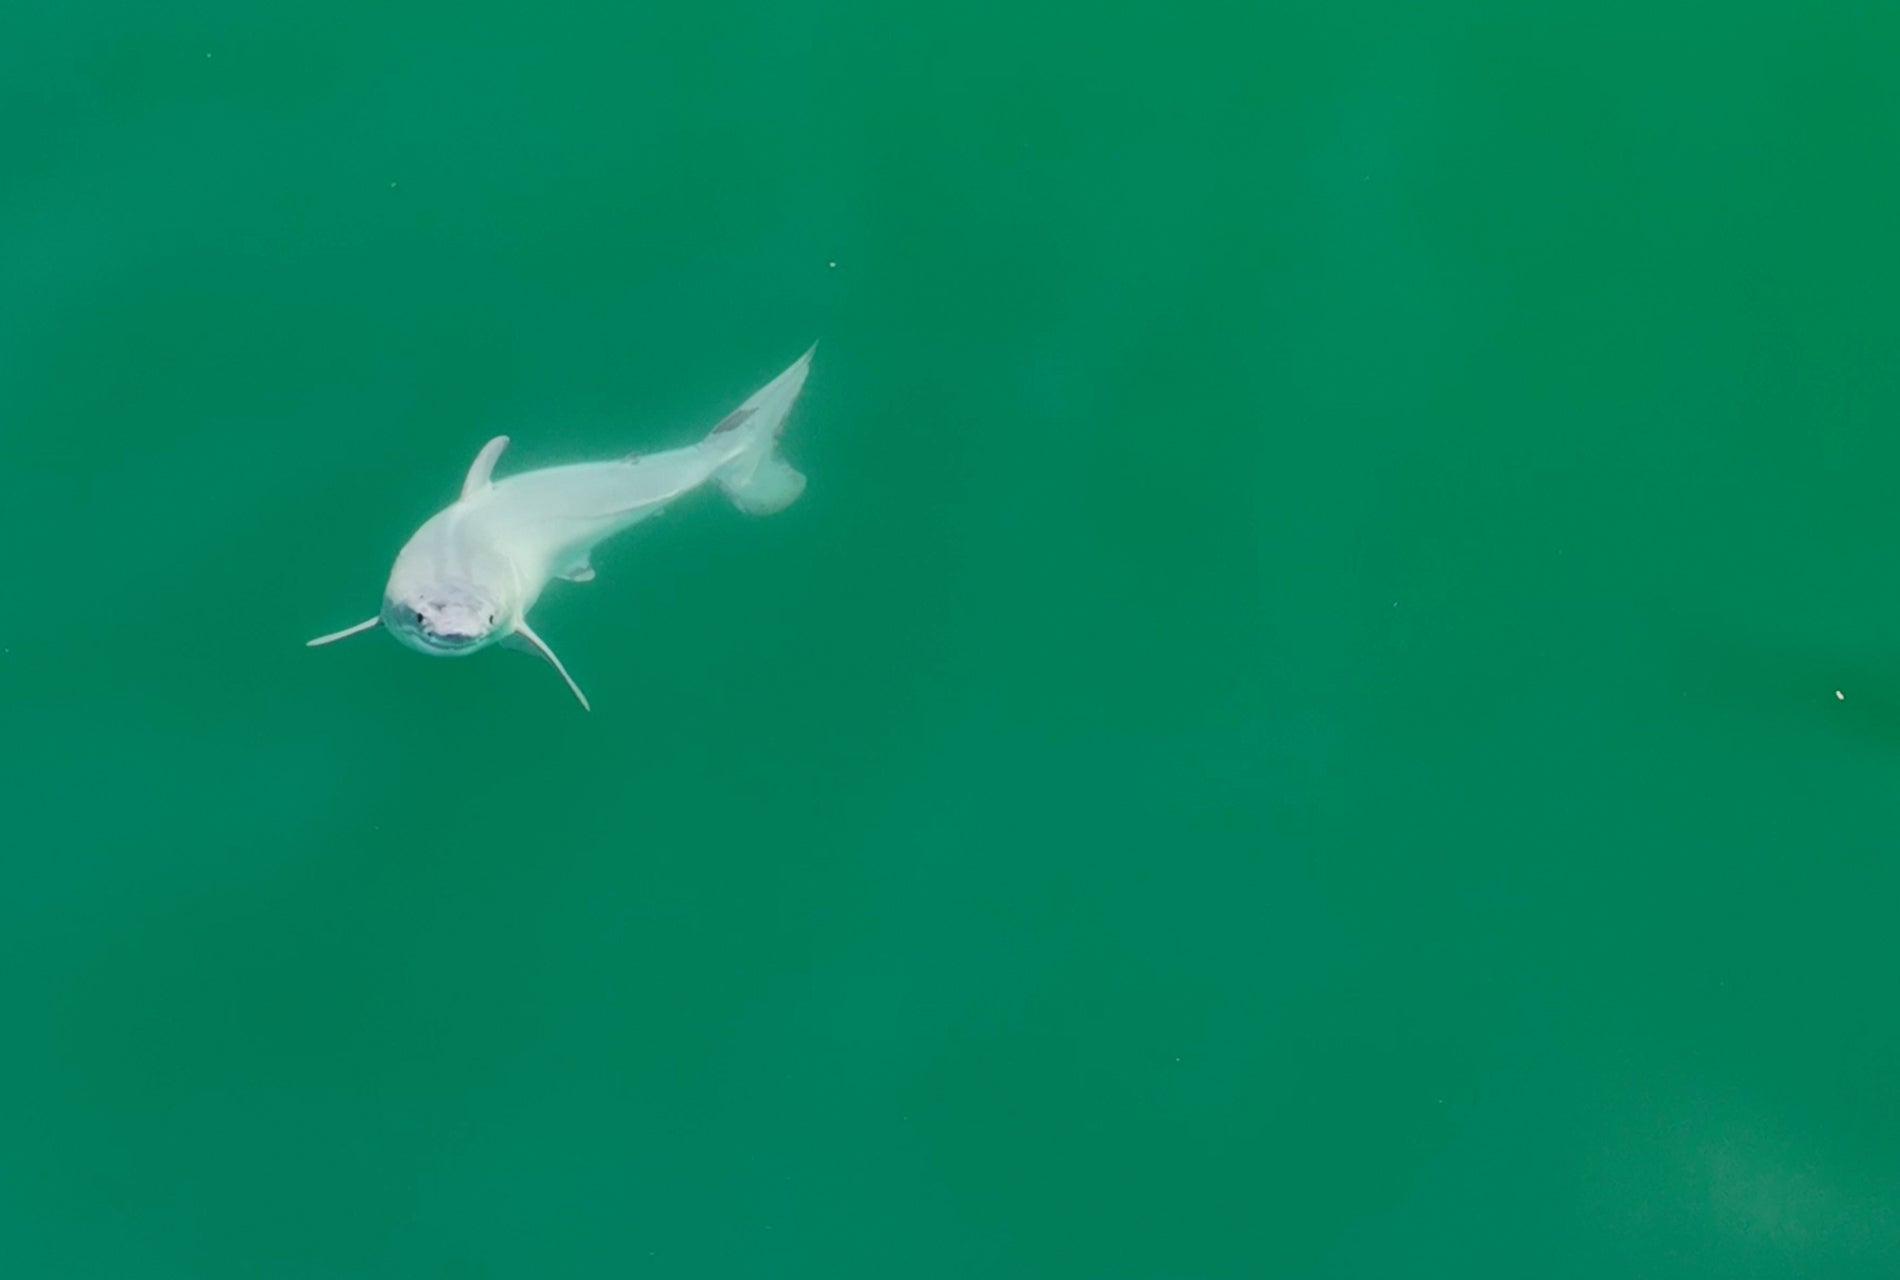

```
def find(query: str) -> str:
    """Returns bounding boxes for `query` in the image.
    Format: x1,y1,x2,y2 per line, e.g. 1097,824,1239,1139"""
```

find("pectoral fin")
307,617,381,647
509,619,591,710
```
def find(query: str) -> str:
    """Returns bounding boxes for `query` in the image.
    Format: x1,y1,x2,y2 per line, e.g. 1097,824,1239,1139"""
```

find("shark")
308,345,815,709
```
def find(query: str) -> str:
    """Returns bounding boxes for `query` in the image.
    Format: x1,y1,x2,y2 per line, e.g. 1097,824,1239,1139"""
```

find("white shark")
308,345,816,709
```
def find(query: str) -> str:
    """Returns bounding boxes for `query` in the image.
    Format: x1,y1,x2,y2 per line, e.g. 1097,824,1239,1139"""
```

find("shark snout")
383,582,504,657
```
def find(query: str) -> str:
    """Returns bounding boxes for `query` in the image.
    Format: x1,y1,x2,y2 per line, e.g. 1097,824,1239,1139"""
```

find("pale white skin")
309,346,815,709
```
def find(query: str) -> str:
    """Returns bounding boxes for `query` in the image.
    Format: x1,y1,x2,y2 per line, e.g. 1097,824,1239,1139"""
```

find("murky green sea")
5,1,1900,1275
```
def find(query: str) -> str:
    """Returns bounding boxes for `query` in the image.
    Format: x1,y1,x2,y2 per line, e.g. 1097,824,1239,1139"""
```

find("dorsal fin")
462,436,510,498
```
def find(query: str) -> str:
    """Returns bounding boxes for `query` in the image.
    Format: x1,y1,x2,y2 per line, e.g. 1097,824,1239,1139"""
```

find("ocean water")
5,1,1900,1276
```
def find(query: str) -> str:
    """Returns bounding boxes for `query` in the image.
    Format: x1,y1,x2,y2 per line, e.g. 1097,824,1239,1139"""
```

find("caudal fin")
710,345,815,516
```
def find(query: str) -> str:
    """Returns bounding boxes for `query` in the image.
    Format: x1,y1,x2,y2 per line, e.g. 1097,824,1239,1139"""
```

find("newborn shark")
308,345,816,710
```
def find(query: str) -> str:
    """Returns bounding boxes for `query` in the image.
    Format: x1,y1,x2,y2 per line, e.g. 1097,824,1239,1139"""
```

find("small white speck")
390,182,398,189
827,261,837,268
1836,690,1845,700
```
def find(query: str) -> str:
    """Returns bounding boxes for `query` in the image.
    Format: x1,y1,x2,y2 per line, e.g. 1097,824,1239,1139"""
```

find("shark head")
381,579,507,657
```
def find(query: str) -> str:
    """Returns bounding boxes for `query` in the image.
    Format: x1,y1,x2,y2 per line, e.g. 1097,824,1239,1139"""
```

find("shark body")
309,345,815,709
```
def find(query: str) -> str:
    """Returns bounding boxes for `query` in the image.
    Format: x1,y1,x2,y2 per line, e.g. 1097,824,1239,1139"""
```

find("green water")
5,1,1900,1275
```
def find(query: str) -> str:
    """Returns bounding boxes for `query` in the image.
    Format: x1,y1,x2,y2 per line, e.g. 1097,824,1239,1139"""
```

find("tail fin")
710,344,815,515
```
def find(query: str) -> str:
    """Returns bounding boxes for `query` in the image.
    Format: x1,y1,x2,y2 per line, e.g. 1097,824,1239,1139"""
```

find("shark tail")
710,344,815,516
